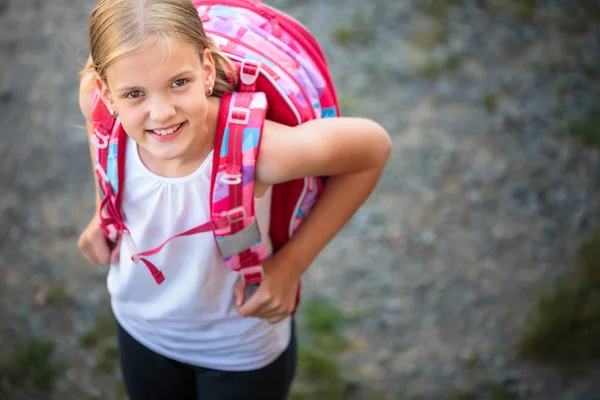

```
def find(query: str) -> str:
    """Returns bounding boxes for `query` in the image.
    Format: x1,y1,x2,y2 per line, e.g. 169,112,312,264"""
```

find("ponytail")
206,36,237,97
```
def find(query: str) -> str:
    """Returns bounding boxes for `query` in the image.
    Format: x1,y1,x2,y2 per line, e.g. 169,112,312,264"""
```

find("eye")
172,78,189,88
125,90,143,99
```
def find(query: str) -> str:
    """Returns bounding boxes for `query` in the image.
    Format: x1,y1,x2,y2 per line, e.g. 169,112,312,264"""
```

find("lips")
146,121,187,142
148,122,183,136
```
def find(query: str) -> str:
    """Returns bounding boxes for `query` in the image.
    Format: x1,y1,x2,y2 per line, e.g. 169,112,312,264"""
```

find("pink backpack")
91,0,340,296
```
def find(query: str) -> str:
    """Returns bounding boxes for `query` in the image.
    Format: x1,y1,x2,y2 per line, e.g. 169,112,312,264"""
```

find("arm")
77,59,120,265
79,56,102,208
236,118,391,321
260,117,391,273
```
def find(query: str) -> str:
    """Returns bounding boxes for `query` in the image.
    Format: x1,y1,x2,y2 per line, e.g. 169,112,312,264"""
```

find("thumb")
110,238,121,264
233,277,247,307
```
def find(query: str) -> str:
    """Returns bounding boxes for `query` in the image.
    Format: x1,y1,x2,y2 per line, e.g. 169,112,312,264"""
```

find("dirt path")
1,0,599,399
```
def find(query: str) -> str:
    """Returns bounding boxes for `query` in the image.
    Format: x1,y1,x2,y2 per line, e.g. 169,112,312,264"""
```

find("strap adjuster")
94,164,110,184
230,107,250,125
240,59,261,86
225,206,247,225
122,230,141,263
219,172,242,185
92,129,109,149
241,265,264,284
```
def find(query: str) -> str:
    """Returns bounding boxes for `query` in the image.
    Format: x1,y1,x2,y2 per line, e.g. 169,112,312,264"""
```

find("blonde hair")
85,0,236,97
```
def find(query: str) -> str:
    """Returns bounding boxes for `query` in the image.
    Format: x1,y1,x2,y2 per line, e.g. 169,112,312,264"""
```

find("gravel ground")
1,0,600,399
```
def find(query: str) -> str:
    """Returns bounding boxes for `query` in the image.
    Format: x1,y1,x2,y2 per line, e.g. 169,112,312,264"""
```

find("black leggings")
117,320,297,400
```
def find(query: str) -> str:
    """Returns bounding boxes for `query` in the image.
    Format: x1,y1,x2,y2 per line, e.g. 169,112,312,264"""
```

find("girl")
77,0,391,399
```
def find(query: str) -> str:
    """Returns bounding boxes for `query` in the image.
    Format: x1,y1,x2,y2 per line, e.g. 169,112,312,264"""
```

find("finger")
266,314,288,325
79,236,99,265
242,297,289,320
110,238,121,264
233,278,247,308
80,247,97,265
93,239,111,265
237,290,268,317
259,304,294,322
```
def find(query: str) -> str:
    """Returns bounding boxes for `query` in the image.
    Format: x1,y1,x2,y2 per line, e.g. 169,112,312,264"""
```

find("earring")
206,86,213,96
109,108,117,118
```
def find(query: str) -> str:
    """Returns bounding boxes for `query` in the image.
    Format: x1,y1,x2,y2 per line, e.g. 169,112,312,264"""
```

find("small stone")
443,363,456,377
386,298,403,312
395,361,418,377
9,226,21,240
33,285,49,307
66,368,78,382
421,230,436,245
359,362,380,379
458,347,476,362
494,356,506,369
500,369,521,385
493,162,509,181
492,224,506,239
376,349,392,363
467,190,482,205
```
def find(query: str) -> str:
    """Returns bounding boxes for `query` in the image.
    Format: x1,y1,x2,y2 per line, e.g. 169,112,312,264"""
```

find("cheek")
119,111,146,135
186,97,209,121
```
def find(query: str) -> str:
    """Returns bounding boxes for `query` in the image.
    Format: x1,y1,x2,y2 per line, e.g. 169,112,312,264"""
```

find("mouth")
146,121,187,141
147,122,184,136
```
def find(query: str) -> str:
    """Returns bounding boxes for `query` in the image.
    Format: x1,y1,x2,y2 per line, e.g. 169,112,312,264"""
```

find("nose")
149,96,176,123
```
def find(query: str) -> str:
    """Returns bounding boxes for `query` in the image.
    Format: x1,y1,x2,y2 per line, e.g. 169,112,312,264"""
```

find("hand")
234,257,301,324
77,213,120,265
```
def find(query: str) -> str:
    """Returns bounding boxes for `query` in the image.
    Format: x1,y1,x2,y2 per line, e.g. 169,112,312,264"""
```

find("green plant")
517,281,600,367
568,110,600,151
47,283,73,305
331,11,377,48
94,345,119,373
79,312,117,348
481,93,498,113
452,381,520,400
575,227,600,285
414,53,464,79
0,339,65,391
291,298,350,399
484,0,538,22
414,0,462,21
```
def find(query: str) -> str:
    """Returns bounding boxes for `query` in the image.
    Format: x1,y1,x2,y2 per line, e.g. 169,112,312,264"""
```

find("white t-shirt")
107,137,291,371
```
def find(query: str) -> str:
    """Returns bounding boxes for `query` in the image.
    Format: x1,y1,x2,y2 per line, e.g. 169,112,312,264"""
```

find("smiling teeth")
153,123,182,135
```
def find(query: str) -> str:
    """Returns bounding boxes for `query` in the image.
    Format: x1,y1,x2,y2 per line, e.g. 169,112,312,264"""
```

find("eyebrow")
116,70,196,93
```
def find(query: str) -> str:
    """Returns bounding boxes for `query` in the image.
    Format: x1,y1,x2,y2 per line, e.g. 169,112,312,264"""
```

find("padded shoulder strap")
90,89,127,240
211,91,270,284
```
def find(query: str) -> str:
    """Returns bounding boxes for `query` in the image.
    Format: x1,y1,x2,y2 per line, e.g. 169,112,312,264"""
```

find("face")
98,39,216,166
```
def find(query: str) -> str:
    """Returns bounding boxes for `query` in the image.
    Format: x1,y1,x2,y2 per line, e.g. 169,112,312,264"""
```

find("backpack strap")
91,90,127,241
211,91,270,284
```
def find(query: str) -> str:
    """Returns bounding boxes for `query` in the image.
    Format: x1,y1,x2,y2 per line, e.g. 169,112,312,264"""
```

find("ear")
95,76,115,111
201,48,216,89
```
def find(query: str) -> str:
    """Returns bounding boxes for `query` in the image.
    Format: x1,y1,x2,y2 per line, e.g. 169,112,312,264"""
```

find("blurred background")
1,0,600,399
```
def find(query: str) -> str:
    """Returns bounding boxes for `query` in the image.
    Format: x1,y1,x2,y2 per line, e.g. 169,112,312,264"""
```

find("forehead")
106,40,201,87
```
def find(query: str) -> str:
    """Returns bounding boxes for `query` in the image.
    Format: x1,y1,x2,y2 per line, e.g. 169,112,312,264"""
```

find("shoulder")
255,118,332,186
255,117,390,186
